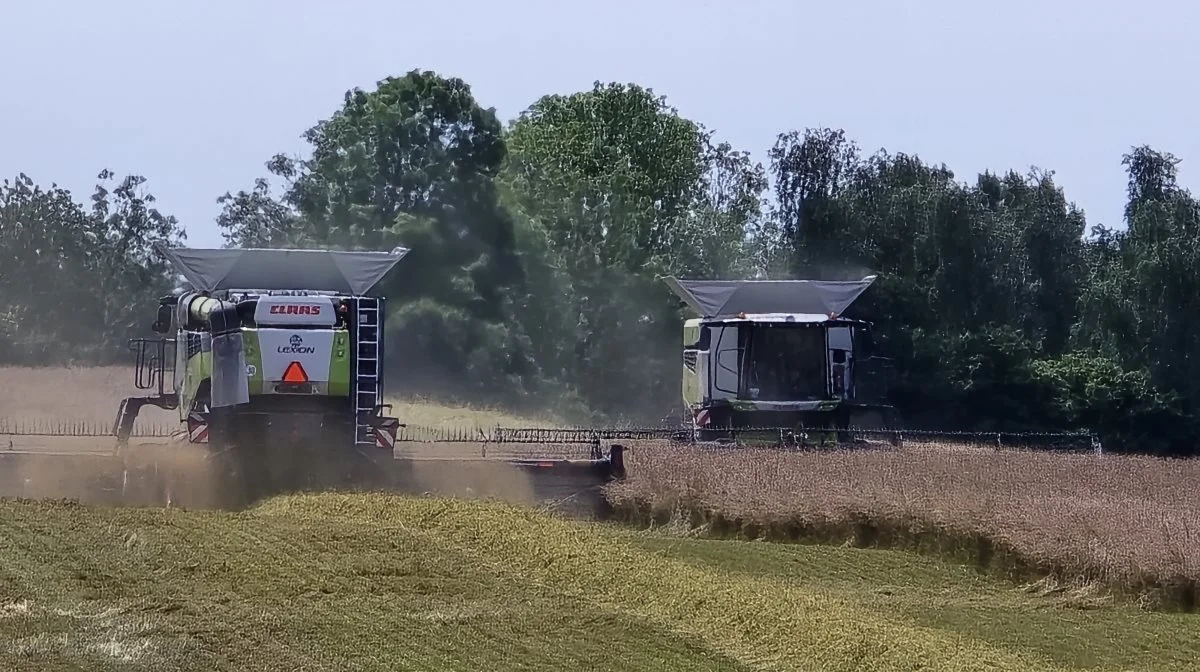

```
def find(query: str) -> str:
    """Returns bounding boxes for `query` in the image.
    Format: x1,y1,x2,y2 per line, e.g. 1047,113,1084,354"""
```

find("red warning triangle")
282,361,309,383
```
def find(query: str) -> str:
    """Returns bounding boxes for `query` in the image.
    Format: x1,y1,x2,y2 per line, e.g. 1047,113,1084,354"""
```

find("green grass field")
2,494,1198,672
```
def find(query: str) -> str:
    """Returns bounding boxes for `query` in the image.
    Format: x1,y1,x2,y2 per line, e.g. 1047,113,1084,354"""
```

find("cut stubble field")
4,365,1200,670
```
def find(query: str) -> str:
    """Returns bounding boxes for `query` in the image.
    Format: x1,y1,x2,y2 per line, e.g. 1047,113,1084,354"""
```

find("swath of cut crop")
261,494,1073,672
7,492,1200,670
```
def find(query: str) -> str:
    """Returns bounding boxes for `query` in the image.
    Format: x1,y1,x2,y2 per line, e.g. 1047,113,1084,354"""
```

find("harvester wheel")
204,416,262,509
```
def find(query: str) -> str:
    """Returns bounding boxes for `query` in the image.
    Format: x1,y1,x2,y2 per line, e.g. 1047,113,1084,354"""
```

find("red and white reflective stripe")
694,409,711,427
186,413,209,443
373,427,397,450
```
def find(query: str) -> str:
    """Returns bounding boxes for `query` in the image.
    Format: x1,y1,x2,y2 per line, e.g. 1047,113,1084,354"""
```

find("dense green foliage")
5,69,1197,453
0,171,184,363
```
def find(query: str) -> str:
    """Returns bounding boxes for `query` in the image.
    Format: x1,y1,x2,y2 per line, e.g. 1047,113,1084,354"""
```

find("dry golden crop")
605,442,1200,609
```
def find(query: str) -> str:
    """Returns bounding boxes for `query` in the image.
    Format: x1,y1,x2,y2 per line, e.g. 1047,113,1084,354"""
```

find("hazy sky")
3,0,1196,248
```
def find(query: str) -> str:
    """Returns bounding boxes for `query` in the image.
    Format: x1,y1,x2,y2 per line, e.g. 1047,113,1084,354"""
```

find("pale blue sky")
3,0,1196,248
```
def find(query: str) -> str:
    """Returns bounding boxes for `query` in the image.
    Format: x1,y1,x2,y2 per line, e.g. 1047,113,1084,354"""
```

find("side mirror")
152,305,172,334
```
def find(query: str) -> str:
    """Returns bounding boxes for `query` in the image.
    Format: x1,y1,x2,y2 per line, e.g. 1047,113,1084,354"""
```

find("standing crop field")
607,443,1200,609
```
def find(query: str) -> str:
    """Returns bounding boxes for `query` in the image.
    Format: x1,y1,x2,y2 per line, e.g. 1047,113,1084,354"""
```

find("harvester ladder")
353,296,382,446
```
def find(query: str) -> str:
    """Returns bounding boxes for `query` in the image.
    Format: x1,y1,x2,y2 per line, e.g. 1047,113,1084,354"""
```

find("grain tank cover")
664,276,876,320
154,243,409,295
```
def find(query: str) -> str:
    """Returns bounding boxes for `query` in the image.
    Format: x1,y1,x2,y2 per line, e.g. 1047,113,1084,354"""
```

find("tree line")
2,69,1195,454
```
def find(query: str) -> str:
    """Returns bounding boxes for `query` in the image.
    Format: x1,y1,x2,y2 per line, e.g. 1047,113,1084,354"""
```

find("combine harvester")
666,275,897,446
504,276,900,449
1,243,624,511
661,275,1100,450
494,275,1098,452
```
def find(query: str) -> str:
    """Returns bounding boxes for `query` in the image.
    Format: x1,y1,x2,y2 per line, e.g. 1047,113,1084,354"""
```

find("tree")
0,170,184,364
503,81,765,420
768,127,863,277
677,141,769,279
220,70,537,400
766,128,1091,430
215,160,299,248
1033,354,1186,455
1075,146,1200,423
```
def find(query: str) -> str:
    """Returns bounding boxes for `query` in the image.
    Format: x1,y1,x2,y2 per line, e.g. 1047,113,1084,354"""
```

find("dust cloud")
0,436,233,509
0,435,550,513
0,445,124,504
1,366,603,516
402,457,538,507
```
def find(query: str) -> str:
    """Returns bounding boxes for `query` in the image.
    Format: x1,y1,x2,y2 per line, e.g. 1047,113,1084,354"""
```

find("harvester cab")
665,276,896,443
112,243,409,499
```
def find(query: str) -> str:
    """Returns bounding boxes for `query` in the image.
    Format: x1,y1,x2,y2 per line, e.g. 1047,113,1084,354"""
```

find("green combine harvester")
664,275,898,445
112,243,409,503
